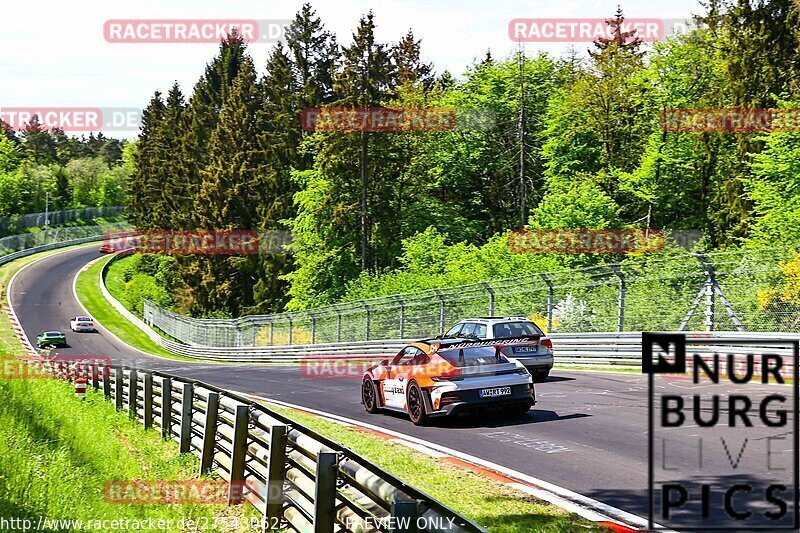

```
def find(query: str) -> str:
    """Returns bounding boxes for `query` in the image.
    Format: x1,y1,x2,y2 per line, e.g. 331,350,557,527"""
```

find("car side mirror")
379,359,390,367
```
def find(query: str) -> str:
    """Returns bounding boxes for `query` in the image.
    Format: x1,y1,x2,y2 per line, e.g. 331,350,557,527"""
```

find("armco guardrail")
35,358,485,533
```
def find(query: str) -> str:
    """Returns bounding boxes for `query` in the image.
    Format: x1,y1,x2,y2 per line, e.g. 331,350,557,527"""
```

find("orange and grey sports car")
361,337,536,425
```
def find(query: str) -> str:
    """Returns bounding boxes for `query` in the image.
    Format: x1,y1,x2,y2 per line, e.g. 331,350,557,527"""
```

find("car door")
382,347,421,409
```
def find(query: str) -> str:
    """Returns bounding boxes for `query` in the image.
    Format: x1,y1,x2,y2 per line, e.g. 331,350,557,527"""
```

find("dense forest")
0,122,129,215
122,0,800,318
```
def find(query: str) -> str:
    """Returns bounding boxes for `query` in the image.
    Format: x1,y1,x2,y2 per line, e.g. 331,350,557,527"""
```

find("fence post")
539,274,554,332
179,382,193,453
91,361,99,391
128,369,138,420
200,391,219,474
363,301,371,341
114,367,123,411
161,377,172,440
310,311,317,344
434,289,446,334
269,319,274,346
264,423,287,528
143,373,153,429
287,315,293,346
611,265,626,332
228,405,249,505
332,305,342,343
391,494,420,533
395,296,406,338
481,282,495,316
313,449,338,532
704,267,715,331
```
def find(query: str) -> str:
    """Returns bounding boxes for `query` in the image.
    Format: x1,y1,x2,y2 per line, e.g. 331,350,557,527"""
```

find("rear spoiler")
435,335,540,351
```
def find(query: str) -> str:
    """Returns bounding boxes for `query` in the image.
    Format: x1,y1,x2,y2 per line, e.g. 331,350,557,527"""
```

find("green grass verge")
74,254,187,360
0,246,257,530
267,405,609,533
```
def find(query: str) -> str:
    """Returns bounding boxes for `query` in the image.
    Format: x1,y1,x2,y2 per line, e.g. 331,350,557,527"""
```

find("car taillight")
541,338,553,353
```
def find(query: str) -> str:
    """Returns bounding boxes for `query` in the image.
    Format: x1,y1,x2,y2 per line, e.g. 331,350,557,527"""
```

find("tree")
392,30,434,89
285,3,338,106
20,115,56,164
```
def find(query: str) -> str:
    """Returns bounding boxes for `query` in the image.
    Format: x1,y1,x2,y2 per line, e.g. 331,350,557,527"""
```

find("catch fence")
142,246,800,347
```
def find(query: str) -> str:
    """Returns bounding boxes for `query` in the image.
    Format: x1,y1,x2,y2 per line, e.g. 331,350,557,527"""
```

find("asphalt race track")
10,245,798,527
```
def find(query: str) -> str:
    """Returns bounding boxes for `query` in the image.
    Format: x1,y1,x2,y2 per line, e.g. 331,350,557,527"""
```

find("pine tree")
192,58,263,315
21,115,57,164
285,3,338,106
129,92,166,229
392,30,434,89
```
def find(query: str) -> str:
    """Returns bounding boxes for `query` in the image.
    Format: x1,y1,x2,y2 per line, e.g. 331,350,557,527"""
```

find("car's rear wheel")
407,382,429,426
361,378,379,413
533,369,550,382
509,402,531,418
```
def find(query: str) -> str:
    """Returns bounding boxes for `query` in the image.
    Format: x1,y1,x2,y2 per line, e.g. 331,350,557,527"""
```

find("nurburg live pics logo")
643,332,799,531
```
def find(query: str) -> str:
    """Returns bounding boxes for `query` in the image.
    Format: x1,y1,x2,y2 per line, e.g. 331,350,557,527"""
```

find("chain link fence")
141,246,800,347
0,206,124,234
0,221,131,256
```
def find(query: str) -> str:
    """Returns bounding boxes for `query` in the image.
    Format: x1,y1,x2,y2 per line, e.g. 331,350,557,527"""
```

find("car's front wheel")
361,378,380,413
407,382,429,426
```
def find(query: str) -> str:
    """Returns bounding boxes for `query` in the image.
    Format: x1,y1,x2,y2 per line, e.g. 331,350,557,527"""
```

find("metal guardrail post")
391,494,420,533
161,377,172,440
264,423,287,527
481,282,495,316
143,373,153,429
179,382,194,453
539,274,554,332
128,369,138,420
102,365,111,399
611,265,625,332
114,367,123,411
200,391,219,474
91,362,99,391
313,449,338,532
228,405,249,505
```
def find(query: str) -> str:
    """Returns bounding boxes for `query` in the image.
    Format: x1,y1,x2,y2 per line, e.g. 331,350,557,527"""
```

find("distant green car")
37,331,67,348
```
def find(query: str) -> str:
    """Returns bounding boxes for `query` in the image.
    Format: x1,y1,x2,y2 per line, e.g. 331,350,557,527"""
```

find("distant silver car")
443,317,553,380
69,316,96,332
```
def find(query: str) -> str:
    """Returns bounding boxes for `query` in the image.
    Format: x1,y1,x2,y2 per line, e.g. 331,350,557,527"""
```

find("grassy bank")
0,246,256,530
267,404,608,532
74,253,180,359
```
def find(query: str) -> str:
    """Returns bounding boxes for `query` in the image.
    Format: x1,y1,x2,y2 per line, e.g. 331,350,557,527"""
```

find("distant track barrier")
32,357,486,533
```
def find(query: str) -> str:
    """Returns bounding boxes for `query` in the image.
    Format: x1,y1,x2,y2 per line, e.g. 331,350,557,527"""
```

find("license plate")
512,345,538,354
479,386,511,398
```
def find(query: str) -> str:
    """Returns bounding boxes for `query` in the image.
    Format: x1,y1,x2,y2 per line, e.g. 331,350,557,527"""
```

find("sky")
1,0,704,138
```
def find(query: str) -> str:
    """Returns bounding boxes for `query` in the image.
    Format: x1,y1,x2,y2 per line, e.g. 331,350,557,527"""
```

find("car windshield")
77,317,92,322
45,331,62,336
492,321,543,339
437,346,509,367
